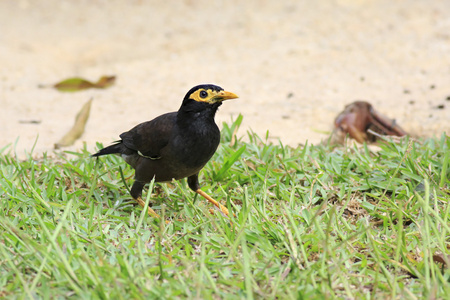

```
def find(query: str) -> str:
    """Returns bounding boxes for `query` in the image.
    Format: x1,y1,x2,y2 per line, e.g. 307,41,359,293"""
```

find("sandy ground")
1,0,449,158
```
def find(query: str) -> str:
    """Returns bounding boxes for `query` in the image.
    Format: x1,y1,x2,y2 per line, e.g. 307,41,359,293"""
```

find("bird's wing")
119,112,176,158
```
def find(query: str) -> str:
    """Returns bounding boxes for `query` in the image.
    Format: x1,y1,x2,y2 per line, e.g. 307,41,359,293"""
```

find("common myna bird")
92,84,238,218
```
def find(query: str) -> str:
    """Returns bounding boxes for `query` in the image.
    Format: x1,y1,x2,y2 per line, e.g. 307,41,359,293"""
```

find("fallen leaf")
94,76,116,88
244,160,257,171
331,101,407,144
55,98,92,149
52,75,116,92
433,253,450,268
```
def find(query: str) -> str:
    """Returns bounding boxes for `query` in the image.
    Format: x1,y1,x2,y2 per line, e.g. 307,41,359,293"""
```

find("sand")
1,0,449,158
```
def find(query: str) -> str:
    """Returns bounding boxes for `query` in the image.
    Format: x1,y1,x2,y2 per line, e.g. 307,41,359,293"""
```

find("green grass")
1,117,449,299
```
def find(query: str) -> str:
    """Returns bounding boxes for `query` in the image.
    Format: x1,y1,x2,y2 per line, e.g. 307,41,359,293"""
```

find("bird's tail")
91,141,123,157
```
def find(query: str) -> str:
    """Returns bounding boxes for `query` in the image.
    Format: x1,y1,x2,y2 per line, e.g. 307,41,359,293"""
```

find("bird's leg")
187,174,229,216
131,181,161,219
196,189,230,216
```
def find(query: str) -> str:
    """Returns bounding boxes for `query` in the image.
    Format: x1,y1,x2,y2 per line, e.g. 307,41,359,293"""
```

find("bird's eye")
199,90,208,98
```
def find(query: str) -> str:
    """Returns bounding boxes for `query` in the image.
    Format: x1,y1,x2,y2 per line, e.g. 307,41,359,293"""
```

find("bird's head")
181,84,238,111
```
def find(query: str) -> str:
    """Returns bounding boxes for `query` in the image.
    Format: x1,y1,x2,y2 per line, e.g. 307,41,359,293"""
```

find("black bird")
92,84,238,218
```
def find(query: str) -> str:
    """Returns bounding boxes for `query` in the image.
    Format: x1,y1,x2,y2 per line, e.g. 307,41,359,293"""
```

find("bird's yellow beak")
210,90,239,103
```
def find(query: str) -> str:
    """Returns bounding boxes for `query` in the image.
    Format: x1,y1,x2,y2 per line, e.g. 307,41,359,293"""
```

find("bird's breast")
172,129,219,163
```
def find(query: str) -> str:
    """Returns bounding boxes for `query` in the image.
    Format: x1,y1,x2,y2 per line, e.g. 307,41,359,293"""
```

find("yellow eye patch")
189,89,239,103
189,89,219,103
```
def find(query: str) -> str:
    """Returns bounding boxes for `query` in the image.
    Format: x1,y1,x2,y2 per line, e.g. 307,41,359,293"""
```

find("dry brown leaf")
244,160,257,171
55,98,92,149
93,76,116,89
433,253,450,268
331,101,407,144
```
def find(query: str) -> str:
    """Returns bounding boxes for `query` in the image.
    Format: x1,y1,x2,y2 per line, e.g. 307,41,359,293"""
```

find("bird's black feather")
91,141,123,157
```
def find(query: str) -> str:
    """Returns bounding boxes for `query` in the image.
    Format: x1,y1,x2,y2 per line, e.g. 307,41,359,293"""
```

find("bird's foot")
134,196,161,219
196,189,230,217
208,208,229,218
134,197,172,224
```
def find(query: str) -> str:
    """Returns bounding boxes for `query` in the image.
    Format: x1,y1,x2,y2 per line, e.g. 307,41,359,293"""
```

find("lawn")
1,117,449,299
